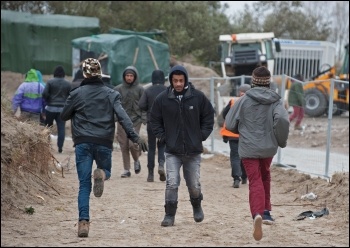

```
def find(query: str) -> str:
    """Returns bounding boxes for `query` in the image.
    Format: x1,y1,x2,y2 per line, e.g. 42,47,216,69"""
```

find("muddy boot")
190,193,204,222
147,168,154,182
161,201,178,227
158,163,166,182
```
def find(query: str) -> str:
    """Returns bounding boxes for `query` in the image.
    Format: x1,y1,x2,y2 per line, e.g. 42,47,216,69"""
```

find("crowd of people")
11,61,291,241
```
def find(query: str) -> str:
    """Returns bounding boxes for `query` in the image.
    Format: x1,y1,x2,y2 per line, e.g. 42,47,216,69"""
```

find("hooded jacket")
113,66,147,126
138,70,167,123
150,65,215,155
12,69,46,114
60,77,140,149
225,87,290,158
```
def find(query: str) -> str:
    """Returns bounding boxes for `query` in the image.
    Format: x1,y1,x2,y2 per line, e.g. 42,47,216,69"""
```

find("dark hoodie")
150,65,215,156
138,70,167,122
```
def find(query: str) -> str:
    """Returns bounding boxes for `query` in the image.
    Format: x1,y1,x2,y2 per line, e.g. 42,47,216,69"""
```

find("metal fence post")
325,79,335,178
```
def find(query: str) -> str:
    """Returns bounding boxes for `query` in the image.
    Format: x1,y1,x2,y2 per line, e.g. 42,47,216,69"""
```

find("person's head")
73,68,84,82
238,84,251,97
24,69,39,82
54,65,65,78
169,65,189,93
123,68,137,84
292,74,304,83
251,66,271,88
151,69,165,85
82,58,102,79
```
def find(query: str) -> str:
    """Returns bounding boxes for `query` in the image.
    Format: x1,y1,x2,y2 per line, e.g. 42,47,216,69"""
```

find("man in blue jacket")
150,65,215,227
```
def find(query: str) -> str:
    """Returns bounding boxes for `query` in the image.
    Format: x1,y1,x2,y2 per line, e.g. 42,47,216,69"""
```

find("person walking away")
220,84,250,188
12,68,46,124
150,65,215,227
60,58,148,238
139,69,167,182
114,66,147,178
225,66,289,241
288,74,305,130
43,65,72,153
71,68,84,90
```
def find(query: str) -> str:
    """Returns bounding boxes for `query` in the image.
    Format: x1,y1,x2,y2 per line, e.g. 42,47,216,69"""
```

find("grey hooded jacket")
225,87,290,158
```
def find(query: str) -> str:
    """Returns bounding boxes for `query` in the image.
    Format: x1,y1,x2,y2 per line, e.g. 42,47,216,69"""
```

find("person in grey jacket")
225,66,289,241
60,58,148,238
43,65,71,153
150,65,215,227
139,69,167,182
114,66,147,178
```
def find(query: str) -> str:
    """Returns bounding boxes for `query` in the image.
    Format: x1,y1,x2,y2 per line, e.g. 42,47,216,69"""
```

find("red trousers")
289,106,304,126
242,157,273,218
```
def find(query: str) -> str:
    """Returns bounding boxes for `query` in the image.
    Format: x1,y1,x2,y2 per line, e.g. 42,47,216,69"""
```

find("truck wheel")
304,88,327,117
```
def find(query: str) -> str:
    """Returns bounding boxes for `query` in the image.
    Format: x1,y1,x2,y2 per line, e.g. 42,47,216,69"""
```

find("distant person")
225,66,289,241
36,69,46,125
139,69,167,182
12,68,46,124
60,58,148,238
43,65,72,153
288,74,305,130
150,65,215,227
71,68,84,90
114,66,147,178
220,84,250,188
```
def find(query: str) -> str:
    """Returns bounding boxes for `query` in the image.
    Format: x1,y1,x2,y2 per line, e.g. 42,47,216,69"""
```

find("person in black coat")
139,69,167,182
150,65,215,227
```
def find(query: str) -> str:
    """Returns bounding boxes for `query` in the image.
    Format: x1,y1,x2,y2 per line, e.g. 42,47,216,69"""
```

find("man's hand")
157,136,165,146
136,137,148,152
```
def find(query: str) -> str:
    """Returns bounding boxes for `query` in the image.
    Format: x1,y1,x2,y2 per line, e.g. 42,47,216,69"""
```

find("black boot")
147,168,154,182
190,193,204,222
161,201,178,227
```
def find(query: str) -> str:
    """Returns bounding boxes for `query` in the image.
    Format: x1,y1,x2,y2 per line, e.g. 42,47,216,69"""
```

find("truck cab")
219,32,281,96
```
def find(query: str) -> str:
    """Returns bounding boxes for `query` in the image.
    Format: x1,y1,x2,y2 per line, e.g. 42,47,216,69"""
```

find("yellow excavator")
287,43,349,117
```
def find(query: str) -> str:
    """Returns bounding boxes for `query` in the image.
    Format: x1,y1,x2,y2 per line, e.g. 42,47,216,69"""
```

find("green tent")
1,10,100,75
71,33,170,85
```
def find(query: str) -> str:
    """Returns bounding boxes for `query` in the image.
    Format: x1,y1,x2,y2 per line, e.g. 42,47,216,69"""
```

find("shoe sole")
262,219,274,225
253,215,263,241
158,168,166,181
93,169,104,197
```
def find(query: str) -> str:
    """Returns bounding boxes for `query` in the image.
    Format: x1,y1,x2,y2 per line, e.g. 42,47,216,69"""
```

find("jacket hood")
246,87,281,104
24,69,39,82
152,69,165,85
168,65,189,88
122,66,139,84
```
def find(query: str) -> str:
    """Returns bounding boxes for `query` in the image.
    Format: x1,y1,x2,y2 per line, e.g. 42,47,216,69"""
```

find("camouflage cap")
82,58,102,78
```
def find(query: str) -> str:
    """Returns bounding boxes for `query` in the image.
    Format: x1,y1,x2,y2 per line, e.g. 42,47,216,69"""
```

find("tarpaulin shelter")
71,33,170,85
1,10,100,75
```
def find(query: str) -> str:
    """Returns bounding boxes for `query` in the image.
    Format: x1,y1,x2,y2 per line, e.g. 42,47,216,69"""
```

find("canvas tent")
71,33,170,85
1,10,100,75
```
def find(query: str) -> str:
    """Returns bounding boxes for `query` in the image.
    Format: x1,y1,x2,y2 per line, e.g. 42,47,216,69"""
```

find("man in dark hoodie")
139,69,167,182
225,66,289,241
60,58,148,238
114,66,147,178
43,65,72,153
150,65,215,227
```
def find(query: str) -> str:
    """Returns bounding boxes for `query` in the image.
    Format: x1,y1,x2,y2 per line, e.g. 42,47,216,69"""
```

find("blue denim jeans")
164,153,202,202
75,143,112,221
45,110,66,151
146,124,165,170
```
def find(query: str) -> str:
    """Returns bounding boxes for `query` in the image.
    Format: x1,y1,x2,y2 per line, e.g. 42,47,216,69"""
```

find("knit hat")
54,65,65,78
251,66,271,87
82,58,102,78
152,69,165,85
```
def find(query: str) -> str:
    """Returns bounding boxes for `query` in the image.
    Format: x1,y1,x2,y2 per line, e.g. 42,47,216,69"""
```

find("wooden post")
147,45,159,70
